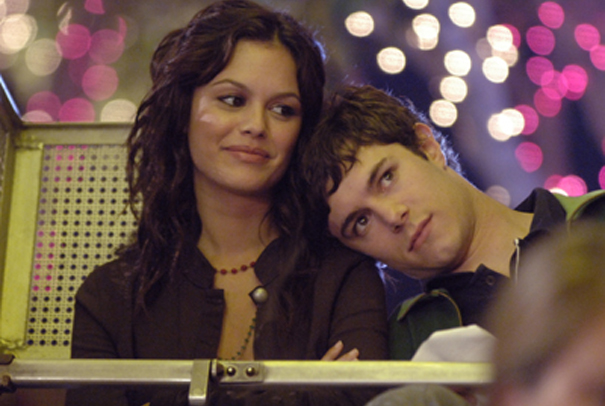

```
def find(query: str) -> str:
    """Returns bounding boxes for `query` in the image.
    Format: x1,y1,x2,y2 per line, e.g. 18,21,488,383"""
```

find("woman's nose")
240,104,267,138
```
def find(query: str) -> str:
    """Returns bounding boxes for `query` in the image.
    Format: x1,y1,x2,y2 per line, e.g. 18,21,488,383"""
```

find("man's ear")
414,123,446,168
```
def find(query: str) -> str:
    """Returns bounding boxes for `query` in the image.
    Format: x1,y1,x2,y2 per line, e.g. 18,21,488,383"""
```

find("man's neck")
454,191,534,277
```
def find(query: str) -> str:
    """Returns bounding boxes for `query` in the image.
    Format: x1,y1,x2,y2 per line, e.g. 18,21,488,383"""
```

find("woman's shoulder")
77,252,138,301
319,238,378,271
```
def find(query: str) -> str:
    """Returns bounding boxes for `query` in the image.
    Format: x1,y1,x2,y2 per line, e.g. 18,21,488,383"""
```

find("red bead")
220,269,228,275
231,268,238,274
241,265,248,271
250,261,256,268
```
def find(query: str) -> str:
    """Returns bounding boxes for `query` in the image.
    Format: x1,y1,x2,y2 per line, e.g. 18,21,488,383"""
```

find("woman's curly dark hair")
123,0,325,310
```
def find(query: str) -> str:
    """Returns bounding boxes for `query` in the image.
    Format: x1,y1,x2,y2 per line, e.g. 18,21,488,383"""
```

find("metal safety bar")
0,355,493,405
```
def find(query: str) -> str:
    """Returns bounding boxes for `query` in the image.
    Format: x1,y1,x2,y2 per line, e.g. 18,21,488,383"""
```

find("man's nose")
376,201,407,233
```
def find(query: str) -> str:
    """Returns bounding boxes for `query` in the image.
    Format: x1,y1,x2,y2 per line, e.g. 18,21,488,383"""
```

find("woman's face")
188,40,302,198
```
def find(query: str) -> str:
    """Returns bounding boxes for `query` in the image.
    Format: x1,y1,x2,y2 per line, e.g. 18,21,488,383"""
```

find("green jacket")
389,189,605,360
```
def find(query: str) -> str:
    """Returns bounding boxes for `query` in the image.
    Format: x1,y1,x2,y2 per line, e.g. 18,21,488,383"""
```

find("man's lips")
408,215,432,252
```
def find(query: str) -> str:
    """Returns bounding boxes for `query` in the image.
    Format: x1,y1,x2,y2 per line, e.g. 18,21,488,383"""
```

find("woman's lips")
224,145,270,163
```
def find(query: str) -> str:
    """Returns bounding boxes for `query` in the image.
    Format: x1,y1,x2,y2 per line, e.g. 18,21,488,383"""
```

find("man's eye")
380,170,393,187
220,95,245,107
271,104,298,117
353,215,369,235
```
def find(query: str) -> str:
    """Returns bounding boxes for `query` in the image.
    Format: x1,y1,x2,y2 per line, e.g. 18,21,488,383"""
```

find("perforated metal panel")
25,144,137,349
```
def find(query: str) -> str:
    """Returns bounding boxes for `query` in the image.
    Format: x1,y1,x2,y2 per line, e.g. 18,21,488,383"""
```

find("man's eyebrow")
338,157,387,238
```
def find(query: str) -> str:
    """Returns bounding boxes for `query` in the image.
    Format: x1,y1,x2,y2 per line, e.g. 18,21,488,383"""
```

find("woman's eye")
353,215,369,236
271,104,298,117
220,95,245,107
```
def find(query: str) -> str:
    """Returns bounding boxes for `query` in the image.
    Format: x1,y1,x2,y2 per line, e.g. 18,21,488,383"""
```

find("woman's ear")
414,123,446,168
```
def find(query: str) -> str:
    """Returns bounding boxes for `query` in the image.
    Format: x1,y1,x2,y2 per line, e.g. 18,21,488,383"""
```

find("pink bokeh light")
515,142,543,172
515,104,540,135
526,56,554,86
538,2,565,29
59,98,96,122
599,166,605,189
540,70,568,100
82,65,119,101
89,29,125,64
534,88,562,117
562,64,588,100
557,175,588,196
574,23,600,51
56,24,92,60
27,91,61,121
590,45,605,70
85,0,105,15
526,26,556,55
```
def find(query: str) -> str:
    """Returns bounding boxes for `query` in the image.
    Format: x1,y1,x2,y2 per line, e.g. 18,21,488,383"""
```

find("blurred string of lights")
0,0,138,122
344,0,605,201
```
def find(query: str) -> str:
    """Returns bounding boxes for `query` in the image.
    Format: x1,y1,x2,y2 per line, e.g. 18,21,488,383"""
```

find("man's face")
326,138,475,279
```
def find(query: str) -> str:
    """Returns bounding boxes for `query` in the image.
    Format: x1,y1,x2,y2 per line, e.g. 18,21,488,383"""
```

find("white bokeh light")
429,99,458,127
440,76,468,103
376,47,406,74
449,2,476,28
345,11,375,38
444,50,472,76
483,56,509,83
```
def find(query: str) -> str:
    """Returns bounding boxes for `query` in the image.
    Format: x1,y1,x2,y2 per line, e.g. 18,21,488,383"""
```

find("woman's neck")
195,187,278,269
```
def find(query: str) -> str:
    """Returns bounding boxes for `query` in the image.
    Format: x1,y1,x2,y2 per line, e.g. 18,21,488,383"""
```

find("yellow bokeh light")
444,50,472,76
487,24,514,52
429,99,458,127
376,47,406,74
449,2,476,28
440,76,468,103
0,13,37,54
26,38,62,76
482,56,509,83
403,0,429,10
345,11,375,37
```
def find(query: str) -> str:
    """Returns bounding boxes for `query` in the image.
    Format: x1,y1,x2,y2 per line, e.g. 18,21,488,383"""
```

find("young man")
301,84,605,360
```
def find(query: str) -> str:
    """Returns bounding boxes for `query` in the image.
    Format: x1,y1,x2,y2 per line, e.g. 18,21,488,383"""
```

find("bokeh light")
486,185,511,206
448,2,475,28
538,2,565,29
575,23,600,51
439,76,468,103
376,47,406,74
556,175,588,196
27,91,61,121
59,98,95,122
55,23,91,60
101,99,137,122
534,88,562,117
493,44,519,67
89,29,125,64
599,166,605,189
487,24,514,52
85,0,105,15
590,45,605,70
444,50,472,76
345,11,374,38
25,38,61,76
482,56,509,83
82,65,119,101
526,56,554,86
0,13,37,54
526,26,556,55
540,70,567,101
515,142,543,172
561,64,588,100
403,0,429,10
515,104,540,135
412,14,440,50
488,109,524,141
429,99,458,127
501,24,522,48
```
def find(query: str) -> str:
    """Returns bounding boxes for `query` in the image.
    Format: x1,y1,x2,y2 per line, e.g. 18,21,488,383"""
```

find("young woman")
66,1,388,405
